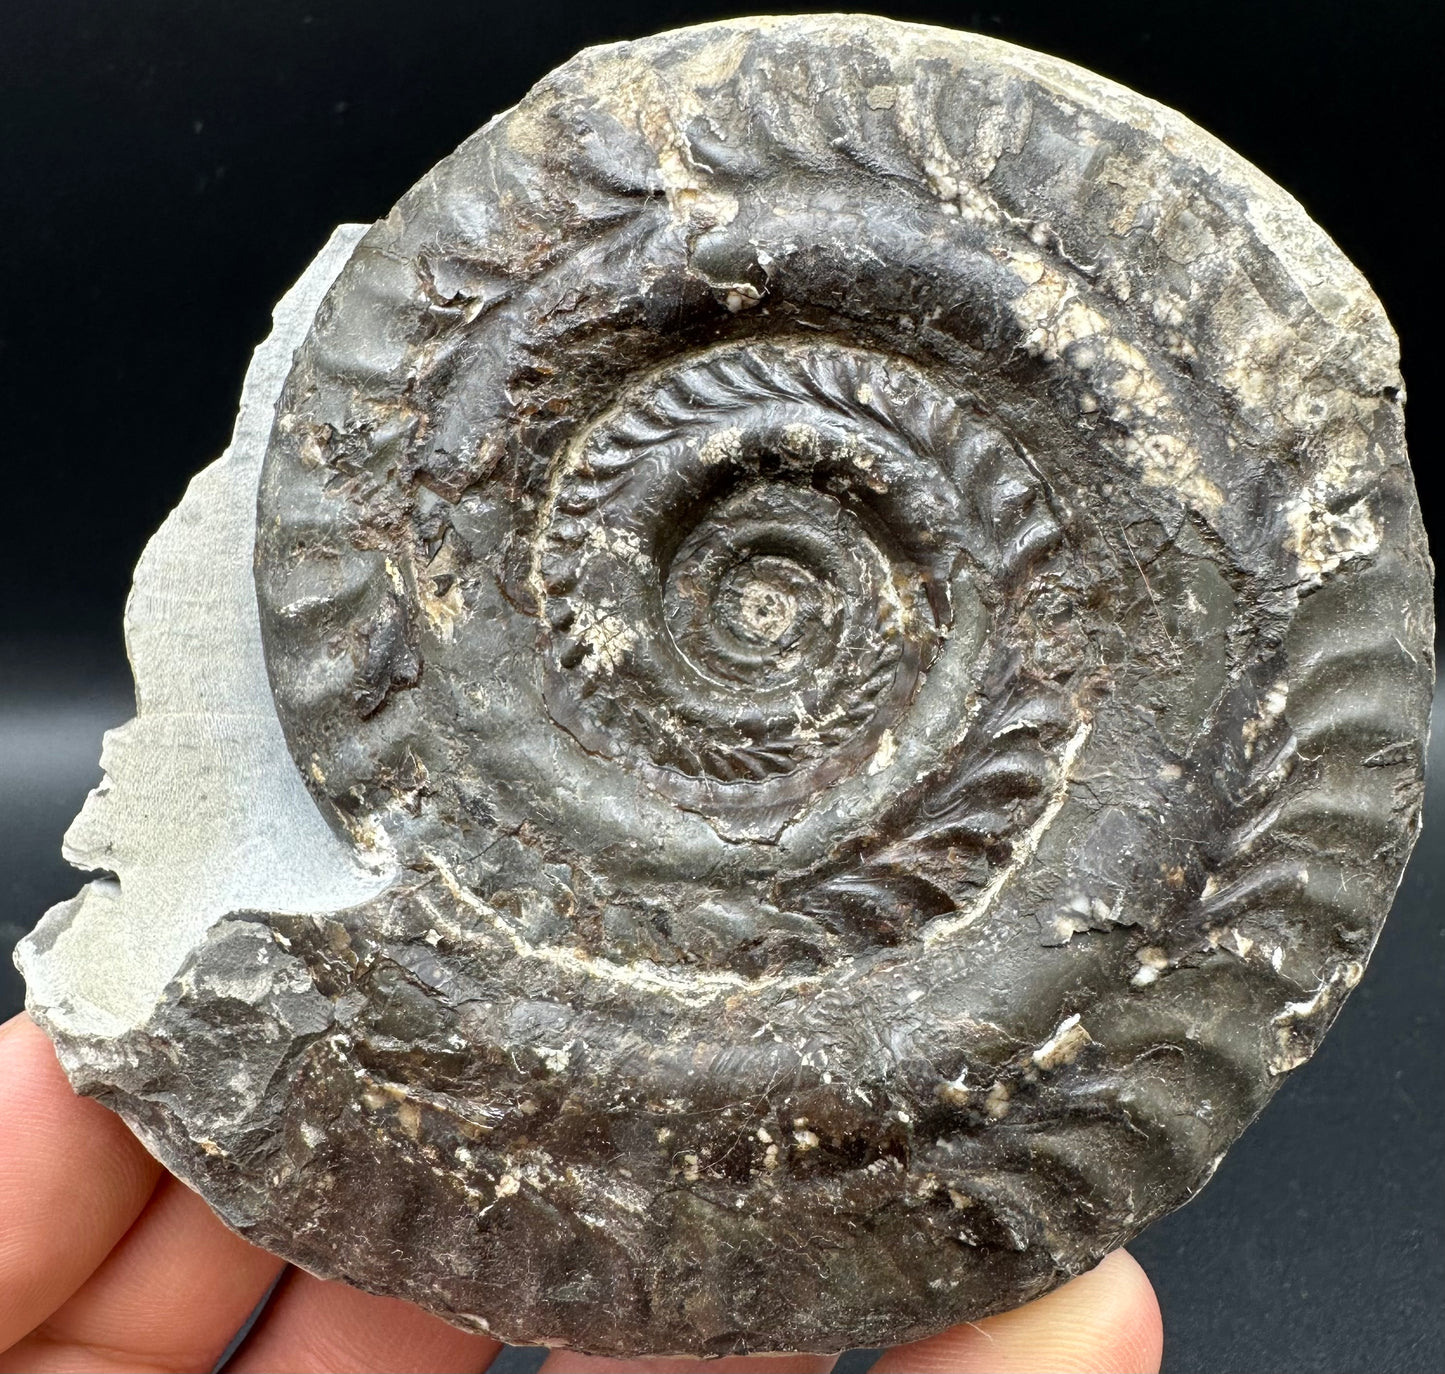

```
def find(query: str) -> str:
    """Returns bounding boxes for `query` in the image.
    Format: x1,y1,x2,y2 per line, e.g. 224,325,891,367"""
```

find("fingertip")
226,1270,502,1373
0,1014,162,1350
1089,1249,1164,1374
870,1248,1162,1374
0,1013,155,1186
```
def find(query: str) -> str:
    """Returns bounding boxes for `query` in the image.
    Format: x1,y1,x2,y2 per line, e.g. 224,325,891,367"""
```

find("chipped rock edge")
15,225,391,1043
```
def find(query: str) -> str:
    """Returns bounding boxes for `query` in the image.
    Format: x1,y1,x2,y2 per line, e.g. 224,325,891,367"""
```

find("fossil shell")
19,15,1434,1358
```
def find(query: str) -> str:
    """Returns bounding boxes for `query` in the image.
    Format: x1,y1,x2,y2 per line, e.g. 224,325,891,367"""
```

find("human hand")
0,1014,1161,1373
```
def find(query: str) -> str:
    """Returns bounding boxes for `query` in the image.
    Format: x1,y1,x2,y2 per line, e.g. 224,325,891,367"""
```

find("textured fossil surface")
18,15,1434,1358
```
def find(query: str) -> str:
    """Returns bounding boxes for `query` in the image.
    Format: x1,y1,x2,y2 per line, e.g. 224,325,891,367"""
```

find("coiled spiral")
213,16,1436,1355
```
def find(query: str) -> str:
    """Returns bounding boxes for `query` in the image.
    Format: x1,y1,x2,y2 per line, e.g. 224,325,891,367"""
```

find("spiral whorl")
79,15,1426,1356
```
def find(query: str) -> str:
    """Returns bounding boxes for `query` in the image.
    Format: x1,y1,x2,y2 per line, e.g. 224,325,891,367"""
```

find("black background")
1,4,1440,1372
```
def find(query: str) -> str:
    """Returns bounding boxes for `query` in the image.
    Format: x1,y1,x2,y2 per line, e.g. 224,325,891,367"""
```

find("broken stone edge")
16,224,390,1046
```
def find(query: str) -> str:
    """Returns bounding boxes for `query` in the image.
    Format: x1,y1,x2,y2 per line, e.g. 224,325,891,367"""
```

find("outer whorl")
20,15,1433,1357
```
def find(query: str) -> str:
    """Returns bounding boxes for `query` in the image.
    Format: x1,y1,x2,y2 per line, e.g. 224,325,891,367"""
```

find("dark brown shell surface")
71,16,1444,1356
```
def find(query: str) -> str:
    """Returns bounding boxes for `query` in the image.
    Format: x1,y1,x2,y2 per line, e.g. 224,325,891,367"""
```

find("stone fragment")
19,16,1433,1357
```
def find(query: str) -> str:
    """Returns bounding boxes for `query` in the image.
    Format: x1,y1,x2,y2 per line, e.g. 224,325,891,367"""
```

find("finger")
542,1349,834,1373
869,1249,1163,1374
0,1175,285,1373
0,1014,163,1351
226,1268,501,1374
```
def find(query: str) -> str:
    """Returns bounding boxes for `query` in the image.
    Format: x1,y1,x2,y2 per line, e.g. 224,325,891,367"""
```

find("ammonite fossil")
19,15,1433,1357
